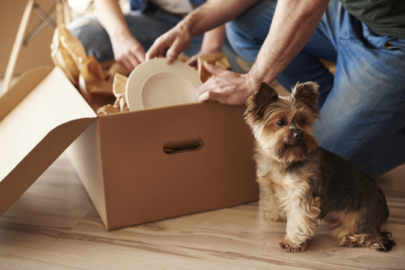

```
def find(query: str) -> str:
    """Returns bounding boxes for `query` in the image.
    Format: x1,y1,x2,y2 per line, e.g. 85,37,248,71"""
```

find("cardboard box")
0,66,259,230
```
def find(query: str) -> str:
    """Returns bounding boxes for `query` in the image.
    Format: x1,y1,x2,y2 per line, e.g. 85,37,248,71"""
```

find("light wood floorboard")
1,151,404,270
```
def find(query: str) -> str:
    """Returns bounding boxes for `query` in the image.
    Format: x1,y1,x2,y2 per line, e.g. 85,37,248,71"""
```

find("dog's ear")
245,82,278,123
254,82,278,107
292,82,319,114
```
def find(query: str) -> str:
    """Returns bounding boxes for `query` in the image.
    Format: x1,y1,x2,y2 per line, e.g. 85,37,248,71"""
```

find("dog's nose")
292,130,304,145
293,130,303,139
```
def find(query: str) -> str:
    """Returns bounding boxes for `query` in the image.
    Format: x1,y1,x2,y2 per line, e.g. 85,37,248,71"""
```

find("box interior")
66,120,107,226
0,67,96,181
0,67,96,216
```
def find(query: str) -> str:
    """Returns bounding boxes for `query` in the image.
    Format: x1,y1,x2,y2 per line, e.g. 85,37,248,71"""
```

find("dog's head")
245,82,320,163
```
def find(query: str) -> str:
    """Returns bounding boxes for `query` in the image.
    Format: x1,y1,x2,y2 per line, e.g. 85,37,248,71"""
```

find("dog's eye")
300,118,306,125
277,120,286,127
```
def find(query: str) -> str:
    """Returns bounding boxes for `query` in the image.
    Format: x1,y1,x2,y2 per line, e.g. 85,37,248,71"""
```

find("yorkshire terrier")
245,81,395,252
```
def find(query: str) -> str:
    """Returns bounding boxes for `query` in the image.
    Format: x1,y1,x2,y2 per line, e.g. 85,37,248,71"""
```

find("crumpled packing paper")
97,74,129,115
97,52,232,115
51,26,232,114
197,52,231,83
51,25,130,111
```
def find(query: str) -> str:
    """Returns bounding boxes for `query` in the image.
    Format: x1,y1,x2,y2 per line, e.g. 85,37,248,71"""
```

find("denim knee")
225,0,277,64
68,16,114,62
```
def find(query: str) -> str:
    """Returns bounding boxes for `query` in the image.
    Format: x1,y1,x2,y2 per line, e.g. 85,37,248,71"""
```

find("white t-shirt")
150,0,193,14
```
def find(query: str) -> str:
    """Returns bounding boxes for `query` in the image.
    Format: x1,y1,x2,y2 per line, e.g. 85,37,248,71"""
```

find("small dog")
245,81,395,252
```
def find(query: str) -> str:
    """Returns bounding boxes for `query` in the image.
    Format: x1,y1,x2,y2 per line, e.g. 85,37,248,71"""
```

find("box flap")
0,66,96,217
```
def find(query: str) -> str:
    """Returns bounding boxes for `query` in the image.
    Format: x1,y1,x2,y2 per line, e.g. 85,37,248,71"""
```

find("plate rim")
125,58,202,111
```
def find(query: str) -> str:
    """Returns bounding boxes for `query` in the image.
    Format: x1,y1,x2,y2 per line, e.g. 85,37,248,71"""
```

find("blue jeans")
226,0,405,178
68,9,245,73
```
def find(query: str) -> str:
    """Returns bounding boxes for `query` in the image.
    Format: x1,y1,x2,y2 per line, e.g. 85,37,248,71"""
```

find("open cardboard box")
0,66,258,230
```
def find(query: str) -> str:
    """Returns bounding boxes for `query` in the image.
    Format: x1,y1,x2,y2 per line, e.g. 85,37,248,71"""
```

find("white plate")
126,58,202,111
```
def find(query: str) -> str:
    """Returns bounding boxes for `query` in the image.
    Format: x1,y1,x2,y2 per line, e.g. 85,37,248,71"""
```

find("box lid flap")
0,66,96,217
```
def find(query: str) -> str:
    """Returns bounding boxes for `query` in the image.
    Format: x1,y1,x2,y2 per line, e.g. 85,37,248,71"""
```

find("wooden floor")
0,152,404,270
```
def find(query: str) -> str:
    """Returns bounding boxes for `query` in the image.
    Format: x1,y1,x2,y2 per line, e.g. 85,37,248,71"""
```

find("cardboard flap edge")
0,66,54,121
0,117,95,218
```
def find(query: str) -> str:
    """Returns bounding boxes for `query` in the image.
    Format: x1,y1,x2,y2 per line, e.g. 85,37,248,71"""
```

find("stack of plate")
126,58,202,111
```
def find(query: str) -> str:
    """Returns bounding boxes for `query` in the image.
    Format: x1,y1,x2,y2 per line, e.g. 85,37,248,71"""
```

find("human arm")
197,0,330,105
146,0,259,63
186,25,226,68
94,0,145,71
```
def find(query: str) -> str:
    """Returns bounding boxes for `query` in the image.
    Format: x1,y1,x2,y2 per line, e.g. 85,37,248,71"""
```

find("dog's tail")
378,231,396,252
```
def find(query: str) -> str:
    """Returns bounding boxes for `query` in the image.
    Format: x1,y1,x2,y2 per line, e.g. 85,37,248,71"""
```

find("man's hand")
146,24,192,64
111,32,145,71
146,0,256,64
94,0,146,71
197,62,258,105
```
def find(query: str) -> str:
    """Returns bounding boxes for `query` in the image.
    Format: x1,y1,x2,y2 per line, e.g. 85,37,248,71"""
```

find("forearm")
94,0,130,38
179,0,260,37
201,25,226,52
249,0,329,91
95,0,145,70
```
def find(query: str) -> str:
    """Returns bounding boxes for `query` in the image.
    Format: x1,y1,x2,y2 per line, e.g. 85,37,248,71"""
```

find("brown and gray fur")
245,81,395,252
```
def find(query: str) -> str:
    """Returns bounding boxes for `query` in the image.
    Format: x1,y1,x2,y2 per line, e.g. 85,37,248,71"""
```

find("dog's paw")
269,215,286,223
279,238,307,252
264,210,286,223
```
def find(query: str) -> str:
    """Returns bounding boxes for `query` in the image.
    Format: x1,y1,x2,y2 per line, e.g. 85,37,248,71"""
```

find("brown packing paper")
98,74,129,115
177,52,190,63
198,52,231,83
51,26,87,86
51,25,130,111
98,53,232,115
51,26,232,113
96,53,189,115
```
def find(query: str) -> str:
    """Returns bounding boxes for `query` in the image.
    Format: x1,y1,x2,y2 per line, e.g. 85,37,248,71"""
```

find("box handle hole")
163,137,204,154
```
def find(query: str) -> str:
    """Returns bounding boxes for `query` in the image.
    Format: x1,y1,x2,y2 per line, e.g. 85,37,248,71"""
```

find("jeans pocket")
384,37,405,53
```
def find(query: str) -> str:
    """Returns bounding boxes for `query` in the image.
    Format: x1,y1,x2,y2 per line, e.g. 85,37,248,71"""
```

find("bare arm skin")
197,0,329,105
248,0,329,89
146,0,259,63
95,0,146,71
146,0,329,105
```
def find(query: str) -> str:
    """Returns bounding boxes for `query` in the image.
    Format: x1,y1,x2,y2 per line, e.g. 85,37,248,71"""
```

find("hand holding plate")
146,24,192,64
